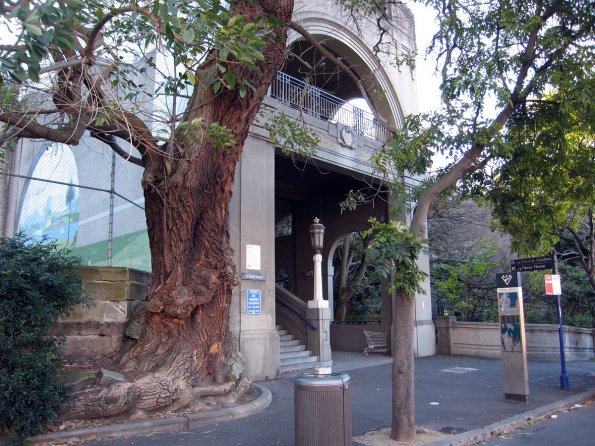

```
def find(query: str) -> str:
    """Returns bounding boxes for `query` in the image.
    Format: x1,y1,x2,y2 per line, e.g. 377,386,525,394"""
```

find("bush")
0,234,86,444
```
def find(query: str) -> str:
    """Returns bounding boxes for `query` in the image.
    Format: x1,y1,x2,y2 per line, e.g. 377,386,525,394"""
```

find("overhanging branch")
90,131,144,167
288,20,376,115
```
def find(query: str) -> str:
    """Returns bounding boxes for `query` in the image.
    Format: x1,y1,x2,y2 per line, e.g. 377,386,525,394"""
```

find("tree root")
60,373,252,421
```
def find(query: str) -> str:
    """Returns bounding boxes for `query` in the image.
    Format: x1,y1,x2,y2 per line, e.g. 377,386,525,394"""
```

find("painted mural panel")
18,143,79,247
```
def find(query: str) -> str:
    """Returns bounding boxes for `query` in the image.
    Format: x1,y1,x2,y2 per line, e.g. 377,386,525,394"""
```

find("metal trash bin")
294,367,352,446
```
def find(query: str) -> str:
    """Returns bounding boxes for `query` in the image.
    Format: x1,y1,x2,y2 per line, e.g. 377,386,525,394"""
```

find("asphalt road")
480,397,595,445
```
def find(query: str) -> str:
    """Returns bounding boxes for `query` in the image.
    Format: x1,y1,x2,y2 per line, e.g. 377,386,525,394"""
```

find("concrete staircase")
277,325,322,373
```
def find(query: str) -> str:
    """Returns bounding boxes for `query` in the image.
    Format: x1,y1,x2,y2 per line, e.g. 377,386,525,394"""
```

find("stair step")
280,344,306,353
280,339,300,347
280,355,319,367
281,350,313,360
279,334,294,341
280,360,333,374
277,329,288,336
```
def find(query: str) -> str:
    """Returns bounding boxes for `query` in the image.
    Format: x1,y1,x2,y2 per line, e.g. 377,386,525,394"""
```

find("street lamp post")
305,217,332,364
308,217,327,308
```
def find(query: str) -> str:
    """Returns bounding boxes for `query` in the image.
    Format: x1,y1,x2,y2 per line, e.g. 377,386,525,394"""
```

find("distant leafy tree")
524,263,594,328
432,239,501,322
332,232,381,322
466,85,594,290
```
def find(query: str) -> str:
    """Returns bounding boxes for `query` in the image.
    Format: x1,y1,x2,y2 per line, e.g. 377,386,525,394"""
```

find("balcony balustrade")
269,72,392,144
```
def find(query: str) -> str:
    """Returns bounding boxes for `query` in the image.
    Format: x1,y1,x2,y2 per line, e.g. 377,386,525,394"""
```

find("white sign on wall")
246,244,261,270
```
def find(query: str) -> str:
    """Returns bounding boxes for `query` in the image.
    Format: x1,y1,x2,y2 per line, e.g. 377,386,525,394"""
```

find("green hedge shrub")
0,234,86,444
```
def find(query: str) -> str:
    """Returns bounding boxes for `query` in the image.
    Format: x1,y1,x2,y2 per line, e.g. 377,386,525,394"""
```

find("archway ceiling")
275,154,370,206
284,40,360,100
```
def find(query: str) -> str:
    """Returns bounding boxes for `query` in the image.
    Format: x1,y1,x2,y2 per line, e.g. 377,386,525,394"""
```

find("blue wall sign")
247,289,262,315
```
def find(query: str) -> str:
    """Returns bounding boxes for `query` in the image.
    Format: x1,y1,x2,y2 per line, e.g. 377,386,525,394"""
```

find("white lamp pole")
308,217,328,308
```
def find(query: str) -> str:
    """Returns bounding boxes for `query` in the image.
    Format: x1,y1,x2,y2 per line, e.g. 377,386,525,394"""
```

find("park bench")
362,329,388,356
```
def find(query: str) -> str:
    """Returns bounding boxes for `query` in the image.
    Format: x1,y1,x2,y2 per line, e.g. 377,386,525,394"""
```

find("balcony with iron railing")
268,72,392,144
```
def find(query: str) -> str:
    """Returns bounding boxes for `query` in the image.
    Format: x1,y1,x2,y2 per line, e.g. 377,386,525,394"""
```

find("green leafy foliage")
264,112,320,158
432,239,501,322
464,80,595,289
0,234,87,444
370,114,436,177
176,117,237,150
362,218,427,296
0,0,83,83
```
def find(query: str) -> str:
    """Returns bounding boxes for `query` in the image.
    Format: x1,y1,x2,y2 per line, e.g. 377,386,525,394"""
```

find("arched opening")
327,231,381,323
281,34,401,129
17,143,79,247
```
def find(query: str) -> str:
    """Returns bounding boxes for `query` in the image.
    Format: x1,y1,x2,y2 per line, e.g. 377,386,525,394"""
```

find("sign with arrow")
510,255,553,272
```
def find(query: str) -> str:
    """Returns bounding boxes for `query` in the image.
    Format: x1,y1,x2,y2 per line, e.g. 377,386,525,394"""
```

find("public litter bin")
294,367,352,446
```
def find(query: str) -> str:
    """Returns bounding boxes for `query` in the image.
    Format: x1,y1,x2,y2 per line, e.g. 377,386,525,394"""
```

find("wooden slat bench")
362,329,388,356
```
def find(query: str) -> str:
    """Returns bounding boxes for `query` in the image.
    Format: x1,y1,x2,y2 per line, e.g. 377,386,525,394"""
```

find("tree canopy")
465,84,595,289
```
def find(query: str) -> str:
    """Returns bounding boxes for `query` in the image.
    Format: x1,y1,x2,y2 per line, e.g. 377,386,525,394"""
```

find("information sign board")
247,289,262,315
544,274,562,295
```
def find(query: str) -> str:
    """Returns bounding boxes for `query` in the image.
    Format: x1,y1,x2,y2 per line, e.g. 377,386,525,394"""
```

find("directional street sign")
510,255,553,272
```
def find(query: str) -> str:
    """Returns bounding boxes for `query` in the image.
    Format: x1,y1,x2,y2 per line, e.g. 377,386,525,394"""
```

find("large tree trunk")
63,0,294,420
390,289,416,441
389,138,494,440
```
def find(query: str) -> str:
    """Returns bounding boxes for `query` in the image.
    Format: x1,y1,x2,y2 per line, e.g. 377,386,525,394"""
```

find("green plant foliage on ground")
0,234,87,444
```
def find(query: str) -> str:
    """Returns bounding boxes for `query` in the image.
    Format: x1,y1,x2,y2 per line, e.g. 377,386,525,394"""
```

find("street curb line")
427,389,595,446
28,384,272,445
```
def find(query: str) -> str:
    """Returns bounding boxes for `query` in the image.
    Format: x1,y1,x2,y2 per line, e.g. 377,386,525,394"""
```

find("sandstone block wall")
54,266,150,361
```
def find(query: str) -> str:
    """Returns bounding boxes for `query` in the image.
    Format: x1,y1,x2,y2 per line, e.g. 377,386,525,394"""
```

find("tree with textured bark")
2,0,593,442
344,0,594,441
1,0,299,419
0,0,411,424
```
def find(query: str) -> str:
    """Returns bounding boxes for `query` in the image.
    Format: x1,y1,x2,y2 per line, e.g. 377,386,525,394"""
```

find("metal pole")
107,151,116,267
553,252,569,390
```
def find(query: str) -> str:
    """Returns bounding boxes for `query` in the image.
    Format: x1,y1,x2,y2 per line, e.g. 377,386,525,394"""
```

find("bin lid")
294,372,350,390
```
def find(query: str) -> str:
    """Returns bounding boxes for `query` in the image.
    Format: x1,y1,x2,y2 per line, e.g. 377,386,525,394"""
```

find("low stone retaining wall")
53,266,150,361
436,316,594,361
330,322,386,353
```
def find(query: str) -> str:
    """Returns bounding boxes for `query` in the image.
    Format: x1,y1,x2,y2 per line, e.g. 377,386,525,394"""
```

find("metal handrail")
269,72,392,143
276,297,318,331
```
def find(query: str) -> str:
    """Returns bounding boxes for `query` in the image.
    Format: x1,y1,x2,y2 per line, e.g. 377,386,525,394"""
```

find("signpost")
508,254,569,391
496,272,529,402
549,255,569,391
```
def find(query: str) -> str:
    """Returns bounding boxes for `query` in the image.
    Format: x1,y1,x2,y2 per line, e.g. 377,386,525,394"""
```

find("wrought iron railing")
269,72,392,143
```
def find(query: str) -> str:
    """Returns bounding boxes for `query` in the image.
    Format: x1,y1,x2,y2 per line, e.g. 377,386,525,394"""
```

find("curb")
427,389,595,446
28,384,272,445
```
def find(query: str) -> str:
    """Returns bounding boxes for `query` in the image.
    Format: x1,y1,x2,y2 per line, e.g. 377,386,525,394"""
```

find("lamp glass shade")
309,217,325,252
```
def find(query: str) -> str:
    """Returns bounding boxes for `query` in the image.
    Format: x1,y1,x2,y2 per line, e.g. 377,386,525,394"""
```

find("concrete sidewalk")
31,353,595,445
